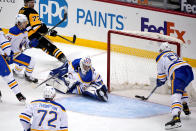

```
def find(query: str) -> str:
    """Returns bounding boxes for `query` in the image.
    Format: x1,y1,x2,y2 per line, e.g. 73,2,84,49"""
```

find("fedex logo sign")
39,0,68,27
141,17,186,43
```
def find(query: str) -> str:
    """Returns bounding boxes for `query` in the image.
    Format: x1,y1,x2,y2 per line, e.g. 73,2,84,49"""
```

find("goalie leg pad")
83,85,108,102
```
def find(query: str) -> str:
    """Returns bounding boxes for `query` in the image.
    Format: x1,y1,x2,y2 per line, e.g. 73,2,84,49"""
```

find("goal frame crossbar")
107,30,182,92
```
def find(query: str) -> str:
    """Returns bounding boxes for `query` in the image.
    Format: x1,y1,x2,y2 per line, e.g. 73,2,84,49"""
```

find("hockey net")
107,30,196,104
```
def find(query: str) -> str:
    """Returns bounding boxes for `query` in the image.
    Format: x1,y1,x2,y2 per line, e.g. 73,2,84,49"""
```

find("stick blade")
135,95,147,100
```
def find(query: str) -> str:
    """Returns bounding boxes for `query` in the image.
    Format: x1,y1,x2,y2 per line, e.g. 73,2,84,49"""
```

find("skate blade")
165,123,182,130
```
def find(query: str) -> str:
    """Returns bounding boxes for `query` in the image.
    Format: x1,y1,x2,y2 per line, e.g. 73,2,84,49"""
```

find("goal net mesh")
107,30,196,103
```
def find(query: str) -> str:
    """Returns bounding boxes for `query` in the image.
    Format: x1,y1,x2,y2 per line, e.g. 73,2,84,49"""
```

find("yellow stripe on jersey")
1,42,11,49
28,26,41,37
168,62,187,76
171,104,182,108
171,72,175,94
77,86,82,95
13,59,29,66
29,14,41,27
53,49,58,55
31,129,68,131
19,115,31,122
176,89,185,93
56,51,63,58
157,74,167,79
156,51,173,63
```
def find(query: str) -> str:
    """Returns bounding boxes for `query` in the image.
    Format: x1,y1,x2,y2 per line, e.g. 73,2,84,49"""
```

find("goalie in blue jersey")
156,42,194,130
46,56,108,102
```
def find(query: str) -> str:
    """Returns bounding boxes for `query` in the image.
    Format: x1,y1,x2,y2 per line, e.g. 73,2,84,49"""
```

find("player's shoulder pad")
156,51,171,62
21,7,38,14
9,26,27,35
72,58,82,70
49,100,66,111
31,99,66,111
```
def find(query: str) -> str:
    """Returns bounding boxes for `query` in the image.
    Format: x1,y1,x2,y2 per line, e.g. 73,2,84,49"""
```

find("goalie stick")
36,61,68,88
36,73,59,88
135,86,158,101
57,34,76,44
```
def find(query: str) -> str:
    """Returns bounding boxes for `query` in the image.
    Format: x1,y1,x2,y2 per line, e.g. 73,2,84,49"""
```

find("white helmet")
80,56,92,75
15,14,28,25
159,42,171,52
43,86,56,99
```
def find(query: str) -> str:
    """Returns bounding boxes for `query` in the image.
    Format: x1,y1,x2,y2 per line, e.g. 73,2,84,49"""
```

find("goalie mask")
43,86,56,99
159,42,171,52
80,56,92,75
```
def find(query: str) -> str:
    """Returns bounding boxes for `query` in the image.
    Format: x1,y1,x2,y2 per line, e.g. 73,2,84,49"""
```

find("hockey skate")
165,115,182,130
182,102,191,115
25,73,38,83
16,93,26,103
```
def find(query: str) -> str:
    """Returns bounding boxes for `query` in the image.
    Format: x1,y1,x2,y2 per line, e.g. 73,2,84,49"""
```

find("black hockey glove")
156,79,165,87
49,30,57,37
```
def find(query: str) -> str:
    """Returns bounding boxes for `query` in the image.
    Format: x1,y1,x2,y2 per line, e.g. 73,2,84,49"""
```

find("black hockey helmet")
24,0,35,3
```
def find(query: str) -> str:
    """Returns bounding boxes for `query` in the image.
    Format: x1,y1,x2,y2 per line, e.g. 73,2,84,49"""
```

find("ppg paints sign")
181,0,196,14
39,0,68,27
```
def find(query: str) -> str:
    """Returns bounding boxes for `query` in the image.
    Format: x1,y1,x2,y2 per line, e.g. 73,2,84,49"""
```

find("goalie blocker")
46,57,108,102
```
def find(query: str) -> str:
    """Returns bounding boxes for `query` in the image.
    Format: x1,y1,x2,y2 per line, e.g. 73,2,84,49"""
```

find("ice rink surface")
0,42,196,131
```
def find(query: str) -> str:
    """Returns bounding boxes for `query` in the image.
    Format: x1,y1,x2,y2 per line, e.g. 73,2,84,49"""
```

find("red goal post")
107,30,183,92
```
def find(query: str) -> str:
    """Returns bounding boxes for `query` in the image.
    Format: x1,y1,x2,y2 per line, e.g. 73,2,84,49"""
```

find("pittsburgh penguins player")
18,0,67,63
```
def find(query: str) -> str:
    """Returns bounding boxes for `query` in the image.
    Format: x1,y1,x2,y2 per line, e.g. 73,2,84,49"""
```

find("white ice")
0,42,196,131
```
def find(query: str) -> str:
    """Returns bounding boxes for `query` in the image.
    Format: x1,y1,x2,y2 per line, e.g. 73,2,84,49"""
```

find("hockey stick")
135,86,158,101
36,73,59,88
36,61,68,88
57,34,76,44
40,7,67,39
13,7,67,59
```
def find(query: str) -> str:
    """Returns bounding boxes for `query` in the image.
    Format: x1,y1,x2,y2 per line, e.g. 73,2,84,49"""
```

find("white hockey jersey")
19,99,68,131
0,28,11,55
6,25,30,54
156,51,190,81
68,58,103,89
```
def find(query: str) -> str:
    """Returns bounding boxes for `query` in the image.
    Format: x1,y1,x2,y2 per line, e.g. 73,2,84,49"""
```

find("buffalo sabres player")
0,28,26,102
19,85,68,131
6,14,39,83
18,0,67,63
47,56,108,102
156,42,194,130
